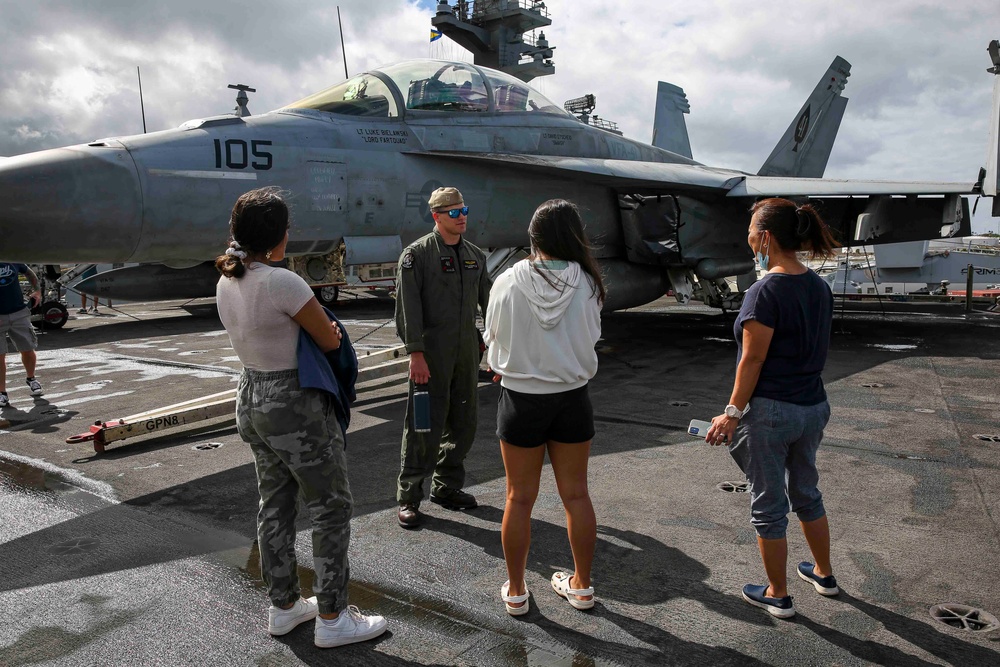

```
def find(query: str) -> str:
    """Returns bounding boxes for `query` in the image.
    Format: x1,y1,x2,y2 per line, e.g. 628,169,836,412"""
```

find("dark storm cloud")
0,0,428,155
3,0,369,70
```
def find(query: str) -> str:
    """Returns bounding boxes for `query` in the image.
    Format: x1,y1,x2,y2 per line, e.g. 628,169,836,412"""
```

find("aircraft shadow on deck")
36,296,395,351
37,310,224,350
598,309,1000,389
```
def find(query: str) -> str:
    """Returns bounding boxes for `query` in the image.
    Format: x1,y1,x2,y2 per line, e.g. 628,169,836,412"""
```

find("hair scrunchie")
225,240,248,260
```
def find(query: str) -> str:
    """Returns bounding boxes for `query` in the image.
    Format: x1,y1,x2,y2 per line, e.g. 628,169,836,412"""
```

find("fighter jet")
1,45,998,311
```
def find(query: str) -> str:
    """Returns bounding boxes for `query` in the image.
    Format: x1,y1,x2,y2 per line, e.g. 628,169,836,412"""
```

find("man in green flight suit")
395,186,492,528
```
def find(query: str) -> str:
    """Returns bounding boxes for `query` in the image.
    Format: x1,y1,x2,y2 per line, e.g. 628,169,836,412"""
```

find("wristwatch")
724,404,749,419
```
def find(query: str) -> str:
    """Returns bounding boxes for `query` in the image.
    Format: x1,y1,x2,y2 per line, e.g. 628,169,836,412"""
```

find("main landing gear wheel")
35,301,69,329
315,285,340,307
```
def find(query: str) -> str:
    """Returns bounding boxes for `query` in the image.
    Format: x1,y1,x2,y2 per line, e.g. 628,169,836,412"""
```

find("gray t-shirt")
217,264,315,371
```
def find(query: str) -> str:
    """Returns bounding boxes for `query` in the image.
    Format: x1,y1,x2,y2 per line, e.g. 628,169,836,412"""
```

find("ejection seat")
408,79,449,110
495,84,529,112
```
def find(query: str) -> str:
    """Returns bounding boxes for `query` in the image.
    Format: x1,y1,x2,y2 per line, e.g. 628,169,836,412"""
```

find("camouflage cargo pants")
237,369,353,615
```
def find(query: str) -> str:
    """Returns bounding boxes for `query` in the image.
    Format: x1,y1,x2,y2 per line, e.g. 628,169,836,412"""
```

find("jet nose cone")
0,141,142,263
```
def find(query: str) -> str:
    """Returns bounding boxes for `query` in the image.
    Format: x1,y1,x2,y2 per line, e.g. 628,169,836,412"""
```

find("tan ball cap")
428,187,464,210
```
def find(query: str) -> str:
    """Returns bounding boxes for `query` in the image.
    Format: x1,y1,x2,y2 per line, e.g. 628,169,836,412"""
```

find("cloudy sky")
2,0,997,231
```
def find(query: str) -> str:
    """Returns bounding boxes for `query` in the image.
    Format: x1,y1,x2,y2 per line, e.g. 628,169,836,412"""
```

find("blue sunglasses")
442,206,469,218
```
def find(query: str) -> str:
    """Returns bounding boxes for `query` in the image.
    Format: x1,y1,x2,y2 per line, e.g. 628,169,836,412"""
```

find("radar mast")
432,1,555,82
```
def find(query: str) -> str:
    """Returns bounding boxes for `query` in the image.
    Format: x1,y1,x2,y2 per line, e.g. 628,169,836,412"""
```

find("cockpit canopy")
283,60,570,119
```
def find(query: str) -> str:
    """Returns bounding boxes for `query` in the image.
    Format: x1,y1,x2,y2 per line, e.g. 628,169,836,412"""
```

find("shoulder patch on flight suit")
440,256,456,273
401,250,415,269
463,259,480,270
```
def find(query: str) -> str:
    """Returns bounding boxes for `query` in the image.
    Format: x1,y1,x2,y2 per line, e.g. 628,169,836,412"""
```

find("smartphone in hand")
687,419,713,438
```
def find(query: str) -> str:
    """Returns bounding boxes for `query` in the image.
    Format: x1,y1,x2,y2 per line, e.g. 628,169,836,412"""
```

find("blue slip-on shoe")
741,584,795,618
797,562,839,596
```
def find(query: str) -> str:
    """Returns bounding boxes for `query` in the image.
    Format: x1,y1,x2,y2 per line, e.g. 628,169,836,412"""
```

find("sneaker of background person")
0,392,9,408
26,377,44,396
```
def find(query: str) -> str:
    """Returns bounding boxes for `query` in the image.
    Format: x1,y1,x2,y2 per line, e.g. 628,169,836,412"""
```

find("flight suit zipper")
452,242,464,325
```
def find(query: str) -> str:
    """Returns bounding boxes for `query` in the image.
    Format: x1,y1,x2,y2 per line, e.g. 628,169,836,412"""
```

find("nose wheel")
32,301,69,329
315,285,340,307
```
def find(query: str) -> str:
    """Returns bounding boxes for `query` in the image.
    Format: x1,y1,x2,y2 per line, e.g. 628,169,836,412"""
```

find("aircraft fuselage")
0,101,745,268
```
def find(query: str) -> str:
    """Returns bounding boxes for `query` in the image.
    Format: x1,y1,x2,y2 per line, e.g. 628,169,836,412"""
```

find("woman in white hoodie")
484,199,605,616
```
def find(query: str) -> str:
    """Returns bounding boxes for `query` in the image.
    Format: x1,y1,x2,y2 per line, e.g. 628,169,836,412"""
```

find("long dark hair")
528,199,606,304
215,187,290,279
750,198,838,259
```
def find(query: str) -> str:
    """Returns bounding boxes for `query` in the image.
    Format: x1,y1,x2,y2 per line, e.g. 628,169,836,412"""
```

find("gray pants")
728,396,831,540
237,369,353,615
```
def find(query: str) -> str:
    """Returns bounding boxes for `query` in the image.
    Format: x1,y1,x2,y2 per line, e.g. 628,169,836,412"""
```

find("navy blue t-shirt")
735,270,833,406
0,263,29,315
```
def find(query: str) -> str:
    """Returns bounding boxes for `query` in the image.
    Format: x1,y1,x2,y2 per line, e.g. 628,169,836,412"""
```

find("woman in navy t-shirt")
705,198,840,619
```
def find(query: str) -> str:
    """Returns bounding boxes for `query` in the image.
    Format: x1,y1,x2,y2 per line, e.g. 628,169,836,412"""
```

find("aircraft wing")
729,176,976,197
408,151,745,193
412,151,976,198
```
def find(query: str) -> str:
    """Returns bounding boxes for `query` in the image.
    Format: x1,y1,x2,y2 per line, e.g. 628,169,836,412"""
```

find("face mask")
755,235,770,271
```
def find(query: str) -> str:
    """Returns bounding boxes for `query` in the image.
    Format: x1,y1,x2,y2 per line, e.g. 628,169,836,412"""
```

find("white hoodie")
484,259,602,394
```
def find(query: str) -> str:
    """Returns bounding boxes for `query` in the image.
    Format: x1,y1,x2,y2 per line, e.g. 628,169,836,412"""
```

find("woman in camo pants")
215,187,386,648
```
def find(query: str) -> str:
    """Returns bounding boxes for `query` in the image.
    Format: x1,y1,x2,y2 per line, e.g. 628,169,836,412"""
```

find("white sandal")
551,571,595,610
501,580,530,616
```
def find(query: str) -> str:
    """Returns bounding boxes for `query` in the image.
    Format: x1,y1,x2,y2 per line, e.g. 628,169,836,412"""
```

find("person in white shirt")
215,187,386,648
484,199,604,615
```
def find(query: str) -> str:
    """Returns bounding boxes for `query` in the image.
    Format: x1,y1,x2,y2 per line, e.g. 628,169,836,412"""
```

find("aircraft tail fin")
758,56,851,178
984,39,999,211
651,82,693,159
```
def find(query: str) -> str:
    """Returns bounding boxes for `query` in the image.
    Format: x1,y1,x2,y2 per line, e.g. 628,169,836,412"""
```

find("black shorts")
496,384,595,448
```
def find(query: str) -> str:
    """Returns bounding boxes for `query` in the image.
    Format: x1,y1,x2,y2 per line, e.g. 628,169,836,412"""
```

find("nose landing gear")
32,300,69,329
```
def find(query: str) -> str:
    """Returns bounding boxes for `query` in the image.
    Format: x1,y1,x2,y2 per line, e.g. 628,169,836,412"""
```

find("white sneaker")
26,378,43,396
314,605,387,648
267,596,318,636
0,393,8,408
